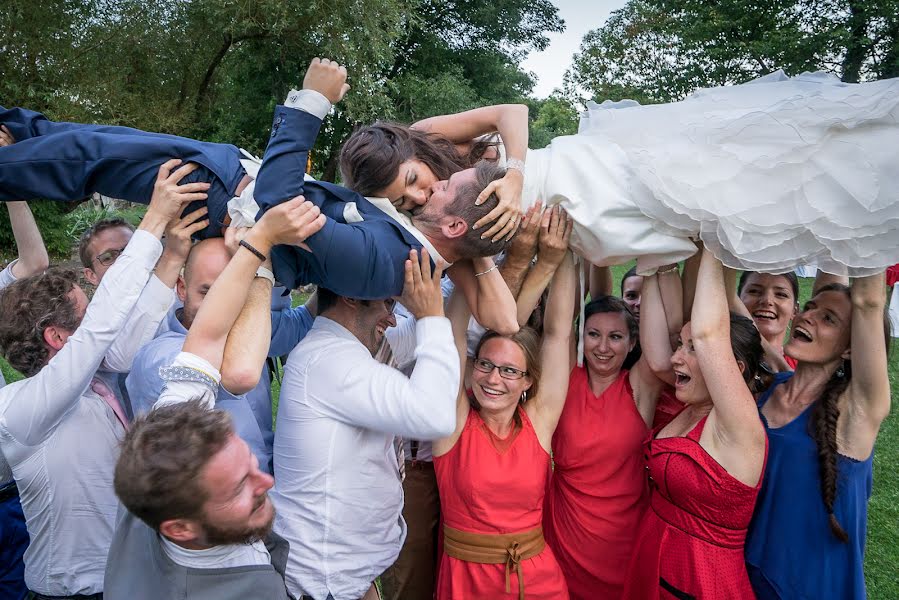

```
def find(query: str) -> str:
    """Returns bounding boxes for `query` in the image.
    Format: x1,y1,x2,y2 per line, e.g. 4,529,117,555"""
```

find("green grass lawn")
1,268,896,597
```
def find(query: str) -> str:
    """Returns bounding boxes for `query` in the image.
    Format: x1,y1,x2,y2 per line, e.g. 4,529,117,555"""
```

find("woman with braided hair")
745,274,892,599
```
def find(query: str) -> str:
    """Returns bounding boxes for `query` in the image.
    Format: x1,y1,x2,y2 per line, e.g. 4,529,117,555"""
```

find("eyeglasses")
473,358,528,380
93,248,126,267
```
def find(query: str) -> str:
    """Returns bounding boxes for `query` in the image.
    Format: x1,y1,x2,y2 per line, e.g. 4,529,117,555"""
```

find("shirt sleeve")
268,306,313,358
0,260,18,291
307,317,459,439
0,230,162,446
102,274,175,373
154,352,222,410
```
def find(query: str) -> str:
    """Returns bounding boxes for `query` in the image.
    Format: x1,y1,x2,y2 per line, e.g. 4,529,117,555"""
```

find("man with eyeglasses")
271,249,459,600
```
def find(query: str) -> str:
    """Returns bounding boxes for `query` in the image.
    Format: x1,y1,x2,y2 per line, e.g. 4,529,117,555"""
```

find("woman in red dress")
624,248,768,600
544,270,678,600
433,211,575,600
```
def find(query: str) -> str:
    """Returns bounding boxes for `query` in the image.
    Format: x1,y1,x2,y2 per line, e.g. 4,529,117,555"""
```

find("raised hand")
303,58,351,104
505,202,543,264
255,195,327,250
140,159,211,237
396,248,446,320
474,168,524,242
537,205,573,268
162,206,209,262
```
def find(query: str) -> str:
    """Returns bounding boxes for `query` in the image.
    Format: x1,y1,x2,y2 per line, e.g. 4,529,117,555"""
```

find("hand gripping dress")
434,408,569,600
623,416,767,600
520,71,899,276
544,367,649,600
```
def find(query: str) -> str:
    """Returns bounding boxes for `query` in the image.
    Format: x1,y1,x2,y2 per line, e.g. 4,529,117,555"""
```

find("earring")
836,362,846,379
520,390,527,404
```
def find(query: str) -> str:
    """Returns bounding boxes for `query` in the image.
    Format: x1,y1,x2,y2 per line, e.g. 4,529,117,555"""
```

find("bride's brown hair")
339,121,497,196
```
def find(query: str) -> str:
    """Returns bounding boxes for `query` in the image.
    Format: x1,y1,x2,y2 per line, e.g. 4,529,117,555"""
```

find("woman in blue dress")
744,272,891,599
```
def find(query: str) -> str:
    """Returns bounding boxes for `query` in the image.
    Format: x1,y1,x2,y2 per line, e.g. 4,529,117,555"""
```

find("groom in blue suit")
0,63,507,300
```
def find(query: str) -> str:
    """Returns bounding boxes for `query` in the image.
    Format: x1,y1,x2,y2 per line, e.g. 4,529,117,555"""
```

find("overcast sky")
521,0,628,98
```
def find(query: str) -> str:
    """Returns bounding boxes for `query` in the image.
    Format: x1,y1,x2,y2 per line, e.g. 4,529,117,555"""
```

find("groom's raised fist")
303,57,351,104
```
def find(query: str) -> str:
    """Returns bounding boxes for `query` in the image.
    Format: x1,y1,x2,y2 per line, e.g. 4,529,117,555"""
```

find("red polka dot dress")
623,416,767,600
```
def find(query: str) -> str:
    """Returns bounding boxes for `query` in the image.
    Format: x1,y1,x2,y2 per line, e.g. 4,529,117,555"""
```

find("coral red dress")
652,386,684,430
544,367,649,599
434,408,569,600
623,416,766,600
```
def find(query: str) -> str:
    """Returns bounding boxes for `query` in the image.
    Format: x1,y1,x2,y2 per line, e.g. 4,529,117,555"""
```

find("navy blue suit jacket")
254,106,425,299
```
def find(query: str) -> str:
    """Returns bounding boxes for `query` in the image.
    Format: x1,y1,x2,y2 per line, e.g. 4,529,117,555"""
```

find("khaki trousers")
380,462,440,600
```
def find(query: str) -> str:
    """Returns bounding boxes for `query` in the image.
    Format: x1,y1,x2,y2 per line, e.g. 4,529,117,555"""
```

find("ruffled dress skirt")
521,71,899,276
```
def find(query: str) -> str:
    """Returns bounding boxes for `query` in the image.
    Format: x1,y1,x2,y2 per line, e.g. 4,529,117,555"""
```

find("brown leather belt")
443,524,545,600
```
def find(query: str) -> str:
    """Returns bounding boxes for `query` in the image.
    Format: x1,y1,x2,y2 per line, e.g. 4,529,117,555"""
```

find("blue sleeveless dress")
745,372,873,599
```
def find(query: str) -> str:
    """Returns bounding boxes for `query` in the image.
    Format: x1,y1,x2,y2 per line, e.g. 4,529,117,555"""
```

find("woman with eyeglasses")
543,270,677,599
431,210,575,600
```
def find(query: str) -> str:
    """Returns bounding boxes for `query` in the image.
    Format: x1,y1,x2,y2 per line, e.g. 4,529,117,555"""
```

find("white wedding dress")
520,70,899,276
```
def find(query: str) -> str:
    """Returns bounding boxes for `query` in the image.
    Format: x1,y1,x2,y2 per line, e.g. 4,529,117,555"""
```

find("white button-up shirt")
272,315,458,600
0,230,163,595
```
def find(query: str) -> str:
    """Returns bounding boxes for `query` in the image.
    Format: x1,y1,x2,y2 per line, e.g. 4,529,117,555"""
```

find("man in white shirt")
0,199,49,600
0,160,204,599
271,248,459,600
106,195,326,600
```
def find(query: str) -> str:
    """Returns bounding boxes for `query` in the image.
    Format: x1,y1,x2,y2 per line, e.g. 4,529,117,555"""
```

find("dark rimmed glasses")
473,358,528,380
93,247,126,267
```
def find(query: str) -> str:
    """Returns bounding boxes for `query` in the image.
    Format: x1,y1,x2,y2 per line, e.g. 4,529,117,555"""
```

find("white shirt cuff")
284,89,332,120
155,352,222,410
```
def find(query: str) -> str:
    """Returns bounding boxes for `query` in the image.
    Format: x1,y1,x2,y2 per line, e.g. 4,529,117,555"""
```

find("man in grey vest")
104,193,328,600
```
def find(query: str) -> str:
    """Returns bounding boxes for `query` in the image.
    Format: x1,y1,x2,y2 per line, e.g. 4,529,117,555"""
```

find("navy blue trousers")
0,492,28,600
0,107,244,240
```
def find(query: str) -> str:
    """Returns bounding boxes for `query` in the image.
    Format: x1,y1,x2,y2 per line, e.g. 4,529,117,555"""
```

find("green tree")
527,95,579,149
568,0,899,105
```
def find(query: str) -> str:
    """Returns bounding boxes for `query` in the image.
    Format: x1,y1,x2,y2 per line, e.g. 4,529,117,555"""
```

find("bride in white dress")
339,71,899,276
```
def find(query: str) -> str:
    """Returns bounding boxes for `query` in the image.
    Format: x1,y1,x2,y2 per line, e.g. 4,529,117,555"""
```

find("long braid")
810,363,851,543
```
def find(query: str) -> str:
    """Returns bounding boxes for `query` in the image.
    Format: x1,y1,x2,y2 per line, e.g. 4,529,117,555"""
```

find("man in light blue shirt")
126,237,313,474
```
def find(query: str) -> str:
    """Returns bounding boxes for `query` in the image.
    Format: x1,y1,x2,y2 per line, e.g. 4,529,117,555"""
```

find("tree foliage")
568,0,899,105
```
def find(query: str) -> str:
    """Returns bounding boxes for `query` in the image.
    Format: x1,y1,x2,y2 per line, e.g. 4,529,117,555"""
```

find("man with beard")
105,195,326,599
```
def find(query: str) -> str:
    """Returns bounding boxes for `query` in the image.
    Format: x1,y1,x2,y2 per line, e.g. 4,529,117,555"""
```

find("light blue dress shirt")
125,302,312,474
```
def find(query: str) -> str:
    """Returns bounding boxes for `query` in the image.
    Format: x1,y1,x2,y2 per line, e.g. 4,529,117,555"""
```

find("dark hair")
728,312,764,387
316,287,340,314
737,270,799,302
620,266,641,296
415,160,509,260
585,295,639,341
339,122,497,196
0,268,81,376
78,217,135,268
805,282,891,542
472,327,542,406
583,295,641,369
114,401,233,531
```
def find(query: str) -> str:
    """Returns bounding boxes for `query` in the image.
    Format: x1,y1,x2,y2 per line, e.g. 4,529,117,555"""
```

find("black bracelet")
239,239,267,261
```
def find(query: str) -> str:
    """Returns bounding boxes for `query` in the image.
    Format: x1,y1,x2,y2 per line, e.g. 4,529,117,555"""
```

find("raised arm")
431,285,475,457
842,271,891,451
629,272,676,426
530,250,576,447
446,257,518,335
414,104,528,241
5,202,49,280
515,205,572,326
589,264,613,300
499,203,542,297
183,198,325,374
0,161,192,444
692,249,766,485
